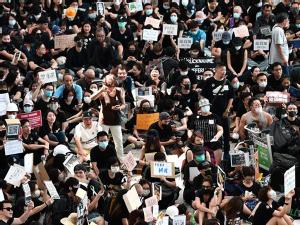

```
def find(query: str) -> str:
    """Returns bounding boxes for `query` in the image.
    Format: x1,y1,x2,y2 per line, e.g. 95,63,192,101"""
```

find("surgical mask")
84,96,91,104
291,8,299,15
8,19,16,26
232,82,240,89
268,189,276,200
67,96,74,102
163,3,170,9
7,114,16,119
258,81,267,88
73,7,78,13
255,106,263,114
44,90,53,97
145,9,153,16
111,165,120,173
201,105,210,113
195,154,205,163
192,30,198,35
195,18,204,24
118,22,127,29
99,141,109,149
223,40,230,45
34,14,41,20
32,189,41,198
143,189,150,196
49,103,59,111
170,15,178,24
288,111,297,117
235,46,242,50
233,12,241,19
24,106,33,113
88,12,97,20
182,0,189,7
180,71,188,76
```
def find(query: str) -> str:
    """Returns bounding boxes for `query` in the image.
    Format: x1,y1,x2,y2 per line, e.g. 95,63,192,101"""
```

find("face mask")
182,0,189,7
58,73,64,80
24,106,33,113
145,9,153,16
288,111,297,117
258,81,267,88
7,114,16,119
8,19,16,26
291,8,299,14
89,12,97,20
223,40,230,45
99,141,109,149
49,103,59,111
180,71,188,76
184,83,191,90
163,3,170,9
195,18,204,24
255,106,263,114
32,189,41,198
268,189,276,200
235,46,242,50
232,82,240,89
84,96,91,104
192,30,198,35
143,189,150,197
296,24,300,28
195,154,205,163
67,96,74,102
34,14,41,20
118,22,127,29
170,15,178,24
44,90,53,97
201,105,210,113
111,165,120,173
233,13,241,19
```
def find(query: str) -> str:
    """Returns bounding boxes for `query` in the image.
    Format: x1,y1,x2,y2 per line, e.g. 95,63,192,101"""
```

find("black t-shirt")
253,201,280,225
34,97,50,111
29,52,53,69
251,85,273,98
267,75,283,91
0,218,13,225
238,182,261,196
90,144,117,171
22,131,43,165
178,90,199,113
111,27,134,48
100,171,125,186
149,121,174,142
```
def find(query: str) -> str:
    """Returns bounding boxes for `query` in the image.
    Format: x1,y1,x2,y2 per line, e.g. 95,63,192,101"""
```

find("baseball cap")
222,31,231,42
53,144,71,156
49,97,59,103
83,111,92,118
23,99,34,106
159,112,170,120
198,98,210,107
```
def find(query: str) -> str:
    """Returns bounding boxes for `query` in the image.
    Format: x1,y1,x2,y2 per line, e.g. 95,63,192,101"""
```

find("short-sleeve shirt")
0,219,13,225
90,144,117,171
253,201,280,225
149,121,174,142
269,25,289,64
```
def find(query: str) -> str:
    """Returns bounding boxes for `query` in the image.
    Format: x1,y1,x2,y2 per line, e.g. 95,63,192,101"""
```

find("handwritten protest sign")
233,25,249,38
143,206,154,222
122,151,137,171
24,153,33,173
54,34,76,49
4,140,23,156
96,2,105,16
17,110,42,128
0,93,9,116
145,17,161,29
38,70,57,84
260,26,271,36
123,186,142,213
177,37,193,49
151,161,175,178
22,183,31,204
5,164,26,187
145,195,158,208
266,91,290,104
173,215,186,225
254,39,270,51
163,24,178,36
129,2,143,12
213,31,224,42
230,151,246,167
284,165,295,196
143,29,160,41
63,154,81,175
137,113,159,130
44,180,60,199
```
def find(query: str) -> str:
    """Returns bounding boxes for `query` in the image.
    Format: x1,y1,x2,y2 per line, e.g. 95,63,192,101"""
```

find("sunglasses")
3,207,13,211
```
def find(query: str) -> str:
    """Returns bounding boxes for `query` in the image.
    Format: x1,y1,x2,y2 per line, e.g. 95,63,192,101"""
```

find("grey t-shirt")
269,25,289,64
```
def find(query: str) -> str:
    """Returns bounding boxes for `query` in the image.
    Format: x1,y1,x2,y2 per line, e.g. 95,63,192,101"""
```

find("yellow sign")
136,113,159,130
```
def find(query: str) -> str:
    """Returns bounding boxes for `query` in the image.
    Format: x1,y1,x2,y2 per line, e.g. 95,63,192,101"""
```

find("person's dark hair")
48,168,60,184
224,196,244,219
74,164,87,173
42,82,54,89
0,200,12,210
250,66,259,73
180,75,190,83
242,166,255,177
177,204,187,215
240,92,252,102
204,218,221,225
256,72,267,80
65,177,79,192
97,131,108,138
262,3,272,10
202,176,213,186
258,186,271,202
276,13,289,23
216,62,226,69
178,60,189,70
128,209,144,225
189,20,199,29
154,152,166,161
139,179,151,188
107,156,119,167
248,97,261,108
163,99,175,111
35,41,45,50
145,129,161,154
20,119,30,126
62,86,76,101
4,66,18,86
271,62,282,71
132,62,145,74
190,131,204,143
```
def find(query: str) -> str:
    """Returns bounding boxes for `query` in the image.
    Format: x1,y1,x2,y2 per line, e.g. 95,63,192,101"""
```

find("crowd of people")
0,0,299,225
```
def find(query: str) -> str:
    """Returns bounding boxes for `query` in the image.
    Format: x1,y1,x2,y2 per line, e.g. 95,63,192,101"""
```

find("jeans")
102,125,123,158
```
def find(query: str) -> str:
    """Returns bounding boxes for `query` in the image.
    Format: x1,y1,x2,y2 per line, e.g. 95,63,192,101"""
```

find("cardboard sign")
122,151,137,171
4,140,23,156
233,25,249,38
136,113,159,130
163,24,178,36
181,57,216,76
217,166,226,189
266,91,290,104
145,195,158,208
142,29,160,41
96,2,105,16
230,151,246,167
189,167,200,182
145,17,161,29
33,162,50,189
256,141,273,170
44,180,60,199
177,37,193,49
24,153,33,173
284,165,295,196
150,161,175,178
5,164,26,187
38,70,57,84
0,93,9,116
152,183,162,200
17,110,42,129
213,31,224,42
63,154,81,175
123,186,142,213
54,34,77,49
143,206,154,222
173,215,186,225
254,39,270,51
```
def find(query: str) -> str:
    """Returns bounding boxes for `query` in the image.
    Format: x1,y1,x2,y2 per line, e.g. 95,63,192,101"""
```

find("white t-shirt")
74,121,102,151
269,25,289,64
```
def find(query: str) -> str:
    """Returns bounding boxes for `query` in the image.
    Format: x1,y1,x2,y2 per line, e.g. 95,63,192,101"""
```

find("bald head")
84,69,95,83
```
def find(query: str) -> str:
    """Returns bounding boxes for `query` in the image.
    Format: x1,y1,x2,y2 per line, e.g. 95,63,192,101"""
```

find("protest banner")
213,31,224,42
151,161,175,178
4,140,23,156
181,57,216,76
122,151,137,171
145,195,158,208
136,113,159,130
142,29,160,41
34,162,50,189
266,91,290,104
123,186,142,213
38,70,57,84
0,93,9,116
54,34,76,49
44,180,60,199
230,151,246,167
284,165,296,196
255,141,273,170
24,153,34,173
17,110,42,128
233,25,249,38
143,206,154,222
5,164,26,187
177,37,193,49
63,154,81,175
96,2,105,16
173,215,186,225
163,24,178,36
144,17,161,29
189,167,200,182
254,39,270,51
217,166,226,189
289,39,300,48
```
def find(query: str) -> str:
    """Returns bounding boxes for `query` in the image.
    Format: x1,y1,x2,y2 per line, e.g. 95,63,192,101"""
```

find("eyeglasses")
3,207,13,211
202,185,211,189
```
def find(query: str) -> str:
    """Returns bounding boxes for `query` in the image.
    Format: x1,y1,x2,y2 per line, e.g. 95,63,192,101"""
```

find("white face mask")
49,103,59,111
111,166,120,173
34,14,41,20
67,96,74,102
182,0,189,7
258,81,267,88
255,106,263,114
8,19,16,26
201,105,210,113
58,73,64,80
235,46,242,50
84,96,91,104
33,189,41,198
24,106,33,113
180,71,188,76
268,189,276,200
7,114,16,119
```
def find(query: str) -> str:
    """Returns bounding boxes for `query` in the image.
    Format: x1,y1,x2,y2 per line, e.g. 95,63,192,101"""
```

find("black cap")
83,111,92,118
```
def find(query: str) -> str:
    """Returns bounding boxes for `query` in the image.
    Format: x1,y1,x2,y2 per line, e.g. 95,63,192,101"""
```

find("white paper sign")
254,39,269,51
145,195,158,207
38,70,57,84
123,186,142,213
44,180,60,199
189,167,200,182
173,215,186,225
284,165,295,196
143,206,153,222
151,161,175,178
213,31,224,42
24,153,34,173
63,154,81,175
177,37,193,49
0,93,10,116
5,164,26,187
128,2,143,12
143,29,160,41
163,24,178,36
156,216,169,225
4,140,23,156
22,183,31,198
122,151,137,171
145,17,161,29
0,189,4,202
230,151,246,167
153,204,159,219
96,2,105,16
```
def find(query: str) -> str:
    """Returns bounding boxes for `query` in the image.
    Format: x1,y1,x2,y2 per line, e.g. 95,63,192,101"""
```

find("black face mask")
192,143,203,153
288,111,297,117
184,83,191,90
